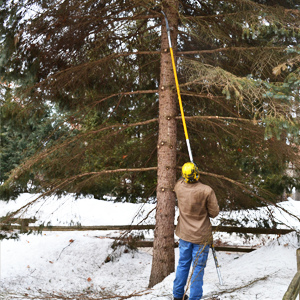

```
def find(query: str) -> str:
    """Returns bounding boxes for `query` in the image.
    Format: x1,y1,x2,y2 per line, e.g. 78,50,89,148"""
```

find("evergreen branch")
119,51,160,56
88,118,158,135
177,47,286,55
180,1,300,21
180,91,224,99
31,53,159,92
178,116,252,122
22,42,287,96
113,186,157,243
87,89,159,108
181,92,239,117
198,170,300,223
75,46,284,58
87,115,252,138
180,60,293,120
7,113,255,185
179,0,266,19
3,114,160,189
284,9,300,15
109,14,161,21
198,119,240,138
38,90,158,148
5,168,158,220
200,119,242,138
181,12,242,20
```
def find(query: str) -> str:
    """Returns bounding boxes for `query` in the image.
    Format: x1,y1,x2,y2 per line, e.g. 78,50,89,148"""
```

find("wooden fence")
282,248,300,300
1,221,293,234
0,218,295,253
1,217,299,296
1,220,294,234
0,217,37,233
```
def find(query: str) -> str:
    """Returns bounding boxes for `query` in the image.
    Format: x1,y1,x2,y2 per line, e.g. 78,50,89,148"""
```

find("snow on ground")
0,193,300,299
0,193,156,227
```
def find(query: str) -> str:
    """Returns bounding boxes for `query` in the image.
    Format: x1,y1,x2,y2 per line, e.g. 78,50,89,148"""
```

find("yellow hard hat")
182,162,200,183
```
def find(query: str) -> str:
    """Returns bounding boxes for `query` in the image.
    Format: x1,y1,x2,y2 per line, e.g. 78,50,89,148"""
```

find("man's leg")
189,244,210,300
173,239,193,299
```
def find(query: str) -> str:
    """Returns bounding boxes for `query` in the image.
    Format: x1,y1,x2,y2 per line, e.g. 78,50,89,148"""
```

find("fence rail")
112,239,257,252
1,223,294,235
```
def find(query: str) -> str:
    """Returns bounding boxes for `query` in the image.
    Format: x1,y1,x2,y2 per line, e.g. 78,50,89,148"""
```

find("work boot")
173,295,188,300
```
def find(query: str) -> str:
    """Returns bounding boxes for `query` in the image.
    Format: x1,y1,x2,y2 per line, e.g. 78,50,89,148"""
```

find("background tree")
1,0,300,287
0,84,73,198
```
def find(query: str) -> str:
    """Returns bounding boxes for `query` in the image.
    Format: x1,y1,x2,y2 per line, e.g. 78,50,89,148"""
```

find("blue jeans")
173,239,210,300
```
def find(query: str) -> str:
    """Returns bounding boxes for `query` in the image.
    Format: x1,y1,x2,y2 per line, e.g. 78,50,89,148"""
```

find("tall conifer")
1,0,300,286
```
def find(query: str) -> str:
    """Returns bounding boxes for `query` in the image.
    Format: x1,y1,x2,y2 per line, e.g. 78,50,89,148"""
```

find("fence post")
297,248,300,300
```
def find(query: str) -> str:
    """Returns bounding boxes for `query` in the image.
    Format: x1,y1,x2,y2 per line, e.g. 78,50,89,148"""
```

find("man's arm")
207,189,219,218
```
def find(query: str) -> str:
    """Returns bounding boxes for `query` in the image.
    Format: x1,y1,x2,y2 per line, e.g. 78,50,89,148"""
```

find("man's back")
174,178,219,244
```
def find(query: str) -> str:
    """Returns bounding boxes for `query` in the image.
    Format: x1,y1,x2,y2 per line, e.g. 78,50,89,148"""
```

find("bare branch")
180,91,224,99
176,115,252,122
177,47,286,55
111,14,161,21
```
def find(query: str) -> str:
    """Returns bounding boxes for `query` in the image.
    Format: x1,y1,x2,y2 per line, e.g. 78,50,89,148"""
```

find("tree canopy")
1,0,300,205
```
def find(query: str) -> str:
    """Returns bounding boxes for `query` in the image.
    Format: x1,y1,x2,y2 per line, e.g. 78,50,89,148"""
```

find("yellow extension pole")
162,11,223,286
162,11,194,163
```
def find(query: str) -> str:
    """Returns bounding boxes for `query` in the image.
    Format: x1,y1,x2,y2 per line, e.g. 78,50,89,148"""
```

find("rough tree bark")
149,1,178,288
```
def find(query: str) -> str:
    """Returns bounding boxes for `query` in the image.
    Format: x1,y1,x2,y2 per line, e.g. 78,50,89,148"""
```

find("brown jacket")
174,178,219,245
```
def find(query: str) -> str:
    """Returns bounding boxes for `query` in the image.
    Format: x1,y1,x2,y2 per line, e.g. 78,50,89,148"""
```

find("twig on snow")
57,239,75,261
203,273,275,299
20,288,153,300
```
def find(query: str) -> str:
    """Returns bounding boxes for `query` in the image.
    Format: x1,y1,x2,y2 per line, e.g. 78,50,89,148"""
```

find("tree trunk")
149,1,178,288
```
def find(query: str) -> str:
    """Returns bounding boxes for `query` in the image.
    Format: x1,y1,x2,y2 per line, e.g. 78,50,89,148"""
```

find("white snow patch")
0,193,299,299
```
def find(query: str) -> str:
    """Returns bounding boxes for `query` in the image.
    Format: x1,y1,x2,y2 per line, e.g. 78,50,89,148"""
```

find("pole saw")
161,11,223,286
161,11,193,164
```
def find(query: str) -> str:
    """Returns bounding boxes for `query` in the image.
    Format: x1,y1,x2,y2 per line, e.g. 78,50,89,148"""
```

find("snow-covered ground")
0,193,300,300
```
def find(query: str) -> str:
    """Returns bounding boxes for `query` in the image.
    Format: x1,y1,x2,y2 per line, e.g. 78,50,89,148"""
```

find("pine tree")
1,0,300,287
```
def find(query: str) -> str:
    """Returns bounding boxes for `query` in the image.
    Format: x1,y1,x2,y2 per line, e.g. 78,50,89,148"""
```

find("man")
173,162,220,300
